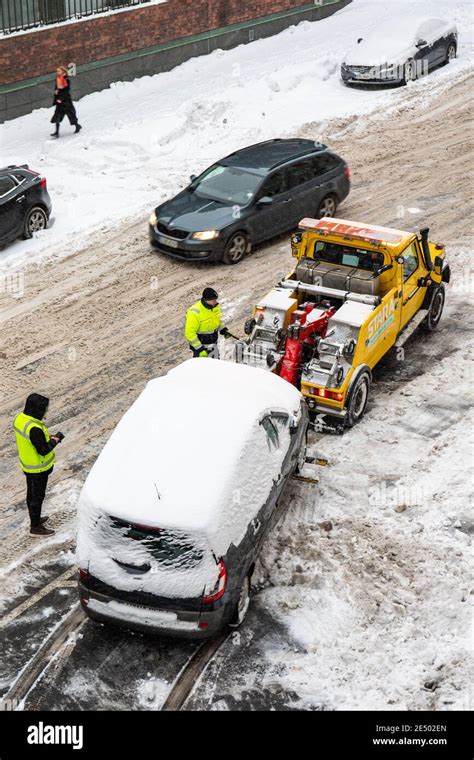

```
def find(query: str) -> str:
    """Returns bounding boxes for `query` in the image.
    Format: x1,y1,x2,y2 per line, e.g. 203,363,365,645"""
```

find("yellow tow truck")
232,217,450,428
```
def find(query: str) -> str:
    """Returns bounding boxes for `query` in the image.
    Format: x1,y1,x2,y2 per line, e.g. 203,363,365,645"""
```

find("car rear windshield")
192,163,262,205
109,517,205,570
313,241,385,272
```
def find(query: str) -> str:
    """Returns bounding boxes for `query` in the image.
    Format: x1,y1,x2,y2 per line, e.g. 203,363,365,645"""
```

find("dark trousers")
51,102,78,126
25,469,52,527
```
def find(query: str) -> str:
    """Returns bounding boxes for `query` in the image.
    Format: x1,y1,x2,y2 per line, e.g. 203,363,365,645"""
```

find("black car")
0,164,52,247
149,138,350,264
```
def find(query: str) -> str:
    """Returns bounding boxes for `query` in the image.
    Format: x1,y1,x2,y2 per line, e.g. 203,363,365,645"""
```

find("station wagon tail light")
40,177,47,189
345,166,351,179
202,559,227,604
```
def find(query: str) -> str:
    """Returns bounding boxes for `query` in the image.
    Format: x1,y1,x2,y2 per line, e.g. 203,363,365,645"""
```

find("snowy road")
0,60,472,709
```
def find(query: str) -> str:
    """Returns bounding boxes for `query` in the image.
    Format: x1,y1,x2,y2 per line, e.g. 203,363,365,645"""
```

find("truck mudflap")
441,261,451,283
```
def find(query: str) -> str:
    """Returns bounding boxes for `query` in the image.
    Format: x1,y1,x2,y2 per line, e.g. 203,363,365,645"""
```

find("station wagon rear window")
108,516,205,570
313,241,385,272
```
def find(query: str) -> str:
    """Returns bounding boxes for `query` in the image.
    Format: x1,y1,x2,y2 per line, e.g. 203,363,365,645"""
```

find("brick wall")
0,0,306,85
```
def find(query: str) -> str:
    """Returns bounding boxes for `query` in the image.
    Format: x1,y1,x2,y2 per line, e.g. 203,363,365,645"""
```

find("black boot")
50,123,59,138
30,524,55,536
74,123,82,134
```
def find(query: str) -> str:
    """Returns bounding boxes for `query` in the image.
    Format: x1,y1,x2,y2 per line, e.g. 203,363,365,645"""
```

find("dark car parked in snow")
0,165,52,247
149,138,350,264
341,15,458,86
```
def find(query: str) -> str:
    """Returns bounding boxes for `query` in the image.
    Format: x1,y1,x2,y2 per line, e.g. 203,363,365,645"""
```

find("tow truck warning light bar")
298,218,404,246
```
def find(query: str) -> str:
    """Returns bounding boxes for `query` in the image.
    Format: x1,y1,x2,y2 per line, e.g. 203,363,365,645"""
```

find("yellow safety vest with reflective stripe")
184,300,224,351
13,413,55,474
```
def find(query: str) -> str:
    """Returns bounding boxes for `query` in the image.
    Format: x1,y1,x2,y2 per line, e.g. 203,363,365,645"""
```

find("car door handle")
16,195,26,203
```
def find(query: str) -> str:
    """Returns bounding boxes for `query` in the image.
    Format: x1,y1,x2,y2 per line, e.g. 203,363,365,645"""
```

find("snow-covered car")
77,359,308,638
341,16,458,86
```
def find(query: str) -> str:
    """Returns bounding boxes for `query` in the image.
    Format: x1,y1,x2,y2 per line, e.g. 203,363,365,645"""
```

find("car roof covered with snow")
79,359,302,540
343,15,457,66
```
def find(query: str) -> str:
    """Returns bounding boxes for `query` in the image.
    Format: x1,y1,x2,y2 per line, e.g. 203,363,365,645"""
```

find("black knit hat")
202,287,218,301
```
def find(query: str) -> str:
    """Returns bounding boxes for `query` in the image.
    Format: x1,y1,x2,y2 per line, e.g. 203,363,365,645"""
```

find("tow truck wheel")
421,284,445,332
229,574,251,628
222,232,249,265
345,373,370,427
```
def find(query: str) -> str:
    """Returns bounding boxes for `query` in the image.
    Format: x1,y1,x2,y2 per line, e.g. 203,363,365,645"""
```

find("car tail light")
202,559,227,604
345,166,351,179
198,622,209,630
40,177,47,189
78,567,89,581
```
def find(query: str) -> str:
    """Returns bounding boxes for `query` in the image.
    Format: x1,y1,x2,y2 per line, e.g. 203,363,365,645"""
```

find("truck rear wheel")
345,373,370,427
421,284,445,332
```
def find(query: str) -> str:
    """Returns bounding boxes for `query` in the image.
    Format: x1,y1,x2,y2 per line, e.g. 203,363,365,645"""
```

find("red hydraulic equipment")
279,302,334,386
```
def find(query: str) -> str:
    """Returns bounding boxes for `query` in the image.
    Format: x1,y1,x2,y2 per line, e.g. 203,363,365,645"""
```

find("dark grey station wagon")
149,138,350,264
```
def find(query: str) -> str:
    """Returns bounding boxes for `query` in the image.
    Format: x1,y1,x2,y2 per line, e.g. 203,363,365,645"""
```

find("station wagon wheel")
228,574,251,628
316,194,337,218
222,232,249,265
23,206,48,239
446,42,457,63
346,373,370,428
421,285,445,332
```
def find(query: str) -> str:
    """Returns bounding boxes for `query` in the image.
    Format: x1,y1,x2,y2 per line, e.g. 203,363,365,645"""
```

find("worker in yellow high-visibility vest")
13,394,64,536
184,287,230,357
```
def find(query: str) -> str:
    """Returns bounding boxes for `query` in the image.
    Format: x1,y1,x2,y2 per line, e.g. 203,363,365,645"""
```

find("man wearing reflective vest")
184,287,230,357
13,394,62,536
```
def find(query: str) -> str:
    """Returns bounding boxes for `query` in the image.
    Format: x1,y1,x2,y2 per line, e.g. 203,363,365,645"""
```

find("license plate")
158,235,178,248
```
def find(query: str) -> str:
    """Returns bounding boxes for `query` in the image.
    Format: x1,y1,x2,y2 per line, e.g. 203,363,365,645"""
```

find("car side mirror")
434,255,443,272
257,196,273,206
395,255,404,265
357,37,363,44
190,174,196,182
416,39,427,48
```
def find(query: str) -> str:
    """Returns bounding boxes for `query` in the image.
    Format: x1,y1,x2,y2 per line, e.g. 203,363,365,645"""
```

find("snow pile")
256,303,473,709
0,0,472,270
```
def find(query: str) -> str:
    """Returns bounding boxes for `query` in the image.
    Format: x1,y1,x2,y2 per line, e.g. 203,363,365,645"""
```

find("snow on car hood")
77,359,302,556
343,15,456,66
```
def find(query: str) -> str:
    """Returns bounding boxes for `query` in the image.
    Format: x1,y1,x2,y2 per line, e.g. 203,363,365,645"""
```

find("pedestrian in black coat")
50,66,82,138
